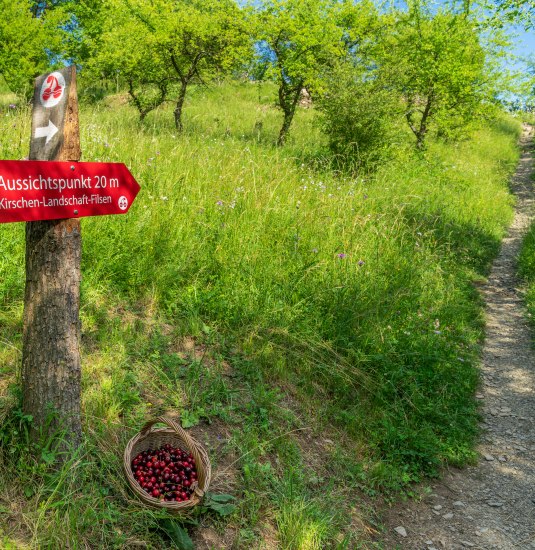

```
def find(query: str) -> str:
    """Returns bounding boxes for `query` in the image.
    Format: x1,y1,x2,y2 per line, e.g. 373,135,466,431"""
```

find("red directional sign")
0,160,140,223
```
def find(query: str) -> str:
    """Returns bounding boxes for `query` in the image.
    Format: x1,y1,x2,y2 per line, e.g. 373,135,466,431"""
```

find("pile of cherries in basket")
131,443,198,502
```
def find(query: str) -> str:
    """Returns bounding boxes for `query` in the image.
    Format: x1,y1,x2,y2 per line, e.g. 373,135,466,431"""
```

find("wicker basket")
124,416,211,512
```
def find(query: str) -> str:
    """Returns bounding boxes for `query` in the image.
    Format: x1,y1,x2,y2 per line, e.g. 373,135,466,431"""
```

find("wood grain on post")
22,66,82,448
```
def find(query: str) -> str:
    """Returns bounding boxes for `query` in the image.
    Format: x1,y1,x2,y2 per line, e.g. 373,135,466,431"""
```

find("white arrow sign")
35,120,58,145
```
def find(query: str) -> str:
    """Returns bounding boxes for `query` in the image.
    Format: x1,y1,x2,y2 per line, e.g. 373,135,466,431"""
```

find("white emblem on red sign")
118,196,128,211
39,72,66,108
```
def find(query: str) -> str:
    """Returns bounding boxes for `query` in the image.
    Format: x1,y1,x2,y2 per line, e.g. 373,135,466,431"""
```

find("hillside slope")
0,83,522,548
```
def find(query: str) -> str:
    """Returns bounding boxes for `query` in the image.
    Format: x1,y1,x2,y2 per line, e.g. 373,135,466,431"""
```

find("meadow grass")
0,82,522,548
519,173,535,325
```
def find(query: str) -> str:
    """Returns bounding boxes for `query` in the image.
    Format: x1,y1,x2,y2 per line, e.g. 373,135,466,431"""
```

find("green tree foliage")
87,0,168,118
0,0,63,97
255,0,375,146
316,7,400,167
92,0,250,128
488,0,535,28
62,0,107,65
384,5,489,148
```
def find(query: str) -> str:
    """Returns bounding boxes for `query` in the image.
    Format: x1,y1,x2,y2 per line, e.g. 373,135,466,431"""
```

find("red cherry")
152,489,160,498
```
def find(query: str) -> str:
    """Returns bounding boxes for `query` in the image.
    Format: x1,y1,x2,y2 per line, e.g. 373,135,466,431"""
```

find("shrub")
318,62,403,169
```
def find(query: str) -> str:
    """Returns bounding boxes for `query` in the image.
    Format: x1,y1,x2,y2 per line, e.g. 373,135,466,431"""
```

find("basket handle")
138,416,206,496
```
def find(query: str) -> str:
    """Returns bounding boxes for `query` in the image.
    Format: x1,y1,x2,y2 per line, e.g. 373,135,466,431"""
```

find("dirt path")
380,125,535,550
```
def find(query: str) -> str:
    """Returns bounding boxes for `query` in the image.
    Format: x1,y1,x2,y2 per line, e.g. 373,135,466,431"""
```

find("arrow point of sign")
35,120,58,145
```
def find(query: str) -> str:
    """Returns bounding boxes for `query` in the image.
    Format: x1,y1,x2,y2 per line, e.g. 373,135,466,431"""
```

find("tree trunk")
22,66,82,448
416,95,433,150
277,84,302,147
22,219,82,446
174,80,188,132
277,108,295,146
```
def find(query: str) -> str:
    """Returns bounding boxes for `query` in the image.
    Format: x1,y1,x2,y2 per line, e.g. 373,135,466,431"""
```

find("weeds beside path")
380,124,535,549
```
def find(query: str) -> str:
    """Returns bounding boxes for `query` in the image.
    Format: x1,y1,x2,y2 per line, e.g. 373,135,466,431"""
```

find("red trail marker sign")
0,160,140,223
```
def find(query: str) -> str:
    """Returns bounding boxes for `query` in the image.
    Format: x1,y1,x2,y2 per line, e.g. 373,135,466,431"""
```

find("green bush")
318,62,403,169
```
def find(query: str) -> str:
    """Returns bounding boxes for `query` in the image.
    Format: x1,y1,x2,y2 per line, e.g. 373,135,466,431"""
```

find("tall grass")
519,182,535,322
0,82,522,547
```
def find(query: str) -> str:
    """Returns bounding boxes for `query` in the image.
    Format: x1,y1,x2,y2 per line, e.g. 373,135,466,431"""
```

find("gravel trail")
381,125,535,549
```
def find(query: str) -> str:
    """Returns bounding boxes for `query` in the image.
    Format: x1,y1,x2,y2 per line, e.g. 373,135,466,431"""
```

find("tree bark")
22,219,82,446
406,94,433,150
22,66,82,448
174,80,188,132
277,83,302,147
277,108,295,147
416,95,433,150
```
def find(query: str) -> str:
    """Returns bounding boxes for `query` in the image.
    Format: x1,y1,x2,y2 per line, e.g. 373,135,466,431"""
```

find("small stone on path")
394,526,407,537
483,453,494,461
442,513,454,520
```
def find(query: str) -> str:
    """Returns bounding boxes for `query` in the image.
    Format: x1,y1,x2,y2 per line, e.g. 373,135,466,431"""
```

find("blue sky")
512,26,535,62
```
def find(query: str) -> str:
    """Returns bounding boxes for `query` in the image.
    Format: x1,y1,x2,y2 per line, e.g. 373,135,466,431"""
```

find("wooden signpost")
22,66,83,447
0,66,140,449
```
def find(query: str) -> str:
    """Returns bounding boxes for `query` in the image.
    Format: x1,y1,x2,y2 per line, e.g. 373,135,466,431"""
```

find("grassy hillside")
0,82,522,548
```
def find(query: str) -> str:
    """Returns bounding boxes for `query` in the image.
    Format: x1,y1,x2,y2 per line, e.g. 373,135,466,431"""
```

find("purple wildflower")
358,259,365,266
216,200,224,206
338,253,347,259
8,104,16,109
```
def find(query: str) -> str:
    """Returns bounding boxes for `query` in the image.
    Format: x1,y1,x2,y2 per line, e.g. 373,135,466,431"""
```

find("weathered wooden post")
0,67,140,452
22,66,82,446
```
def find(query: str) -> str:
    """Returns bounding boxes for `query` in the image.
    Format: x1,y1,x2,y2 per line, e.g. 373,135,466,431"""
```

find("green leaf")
206,493,235,503
181,410,200,428
207,502,236,516
41,450,55,464
159,519,194,550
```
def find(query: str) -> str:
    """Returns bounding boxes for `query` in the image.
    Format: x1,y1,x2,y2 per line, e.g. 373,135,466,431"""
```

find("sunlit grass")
0,81,522,547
